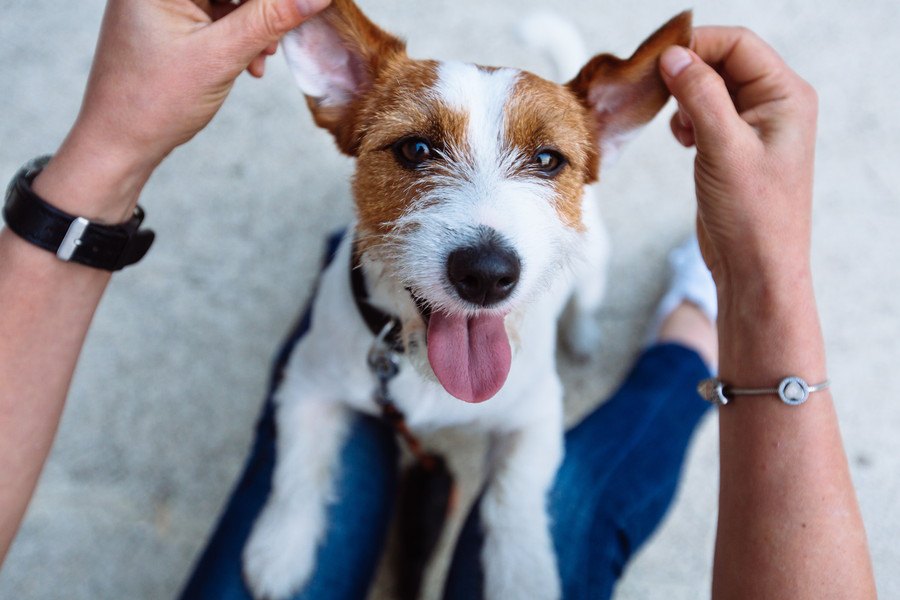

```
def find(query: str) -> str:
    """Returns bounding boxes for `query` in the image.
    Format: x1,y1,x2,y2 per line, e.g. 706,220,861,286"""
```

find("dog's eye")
393,137,433,168
532,149,566,177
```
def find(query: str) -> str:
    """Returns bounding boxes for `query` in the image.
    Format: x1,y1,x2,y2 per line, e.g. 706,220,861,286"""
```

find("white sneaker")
646,236,717,344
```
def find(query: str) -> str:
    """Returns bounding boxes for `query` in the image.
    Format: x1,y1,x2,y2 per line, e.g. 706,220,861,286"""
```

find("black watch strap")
2,156,155,271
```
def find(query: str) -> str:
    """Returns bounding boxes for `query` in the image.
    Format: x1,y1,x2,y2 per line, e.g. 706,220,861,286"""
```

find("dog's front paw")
480,496,561,600
242,501,321,600
481,529,561,600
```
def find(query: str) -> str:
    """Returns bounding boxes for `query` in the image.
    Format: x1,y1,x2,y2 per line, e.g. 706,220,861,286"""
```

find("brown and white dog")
242,2,690,598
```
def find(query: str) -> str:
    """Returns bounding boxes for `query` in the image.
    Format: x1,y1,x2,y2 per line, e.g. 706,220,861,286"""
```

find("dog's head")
283,0,690,403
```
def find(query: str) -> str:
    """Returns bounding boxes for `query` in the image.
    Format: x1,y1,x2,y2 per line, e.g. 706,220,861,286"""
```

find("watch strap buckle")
56,216,90,261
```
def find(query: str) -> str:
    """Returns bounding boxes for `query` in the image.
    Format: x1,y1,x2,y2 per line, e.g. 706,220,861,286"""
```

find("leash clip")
367,320,401,407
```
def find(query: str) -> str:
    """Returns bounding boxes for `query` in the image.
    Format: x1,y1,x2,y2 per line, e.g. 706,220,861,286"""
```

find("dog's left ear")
282,0,407,155
568,11,692,169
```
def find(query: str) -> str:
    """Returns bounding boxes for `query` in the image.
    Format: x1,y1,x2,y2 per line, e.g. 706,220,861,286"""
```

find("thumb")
210,0,331,68
659,45,744,149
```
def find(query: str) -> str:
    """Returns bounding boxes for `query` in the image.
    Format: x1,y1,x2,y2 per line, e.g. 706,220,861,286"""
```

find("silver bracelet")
697,376,830,407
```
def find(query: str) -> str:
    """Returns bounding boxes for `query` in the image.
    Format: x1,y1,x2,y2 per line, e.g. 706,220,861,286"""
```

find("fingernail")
660,46,692,78
295,0,330,17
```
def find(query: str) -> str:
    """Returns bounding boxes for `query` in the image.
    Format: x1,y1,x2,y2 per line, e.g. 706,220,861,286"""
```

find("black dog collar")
350,241,405,353
3,156,155,271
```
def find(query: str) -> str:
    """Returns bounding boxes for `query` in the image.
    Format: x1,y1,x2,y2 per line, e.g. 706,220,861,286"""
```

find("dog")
241,2,690,598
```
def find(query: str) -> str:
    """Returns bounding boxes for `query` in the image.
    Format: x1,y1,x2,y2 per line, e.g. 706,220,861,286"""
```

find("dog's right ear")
282,0,406,155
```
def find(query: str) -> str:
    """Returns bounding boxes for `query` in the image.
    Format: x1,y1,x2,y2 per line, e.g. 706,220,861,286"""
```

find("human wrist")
715,266,827,388
31,121,160,224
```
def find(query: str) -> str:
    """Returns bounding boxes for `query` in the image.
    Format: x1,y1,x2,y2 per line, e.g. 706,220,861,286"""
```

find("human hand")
33,0,330,222
658,27,819,294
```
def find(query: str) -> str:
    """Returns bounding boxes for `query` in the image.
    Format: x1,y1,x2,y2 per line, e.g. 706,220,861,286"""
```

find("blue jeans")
179,234,711,600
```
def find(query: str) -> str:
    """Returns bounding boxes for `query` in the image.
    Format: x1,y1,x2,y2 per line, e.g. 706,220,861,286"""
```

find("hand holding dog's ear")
204,0,331,76
34,0,331,222
86,0,331,162
658,26,819,290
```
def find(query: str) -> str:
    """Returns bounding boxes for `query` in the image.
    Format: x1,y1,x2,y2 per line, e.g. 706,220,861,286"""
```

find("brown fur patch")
567,11,692,159
351,59,472,237
353,64,602,237
354,60,467,155
304,0,408,155
504,72,600,229
294,1,471,239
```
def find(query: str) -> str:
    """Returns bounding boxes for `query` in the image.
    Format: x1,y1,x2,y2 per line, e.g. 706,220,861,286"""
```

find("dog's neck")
354,236,430,358
350,239,406,353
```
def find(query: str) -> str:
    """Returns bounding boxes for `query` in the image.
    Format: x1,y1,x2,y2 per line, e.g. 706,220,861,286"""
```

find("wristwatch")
2,155,155,271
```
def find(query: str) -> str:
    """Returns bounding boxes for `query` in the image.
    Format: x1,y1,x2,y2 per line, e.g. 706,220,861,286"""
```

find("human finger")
206,0,330,69
247,42,276,76
670,111,695,147
659,46,747,149
691,26,788,87
247,53,267,77
691,26,797,113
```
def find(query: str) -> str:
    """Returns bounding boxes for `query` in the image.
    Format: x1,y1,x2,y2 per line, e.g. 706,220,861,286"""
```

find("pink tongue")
427,311,511,403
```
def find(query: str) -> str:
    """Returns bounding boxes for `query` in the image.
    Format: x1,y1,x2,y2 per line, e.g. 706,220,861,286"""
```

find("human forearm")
659,25,876,599
0,224,111,560
0,99,171,560
713,274,875,599
0,0,330,562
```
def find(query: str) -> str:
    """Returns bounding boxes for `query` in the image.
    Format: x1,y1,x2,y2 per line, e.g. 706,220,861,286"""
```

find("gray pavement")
1,0,898,598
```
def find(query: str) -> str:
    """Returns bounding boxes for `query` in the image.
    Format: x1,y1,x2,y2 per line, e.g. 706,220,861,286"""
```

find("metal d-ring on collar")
367,321,402,407
697,376,831,407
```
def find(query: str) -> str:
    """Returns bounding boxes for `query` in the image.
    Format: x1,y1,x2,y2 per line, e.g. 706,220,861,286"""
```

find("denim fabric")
180,231,399,600
442,343,711,600
179,231,711,599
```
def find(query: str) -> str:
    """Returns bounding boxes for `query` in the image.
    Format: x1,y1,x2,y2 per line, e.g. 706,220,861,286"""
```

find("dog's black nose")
446,234,521,306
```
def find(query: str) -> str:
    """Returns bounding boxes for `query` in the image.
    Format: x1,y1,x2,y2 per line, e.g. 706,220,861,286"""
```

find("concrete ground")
2,0,898,598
